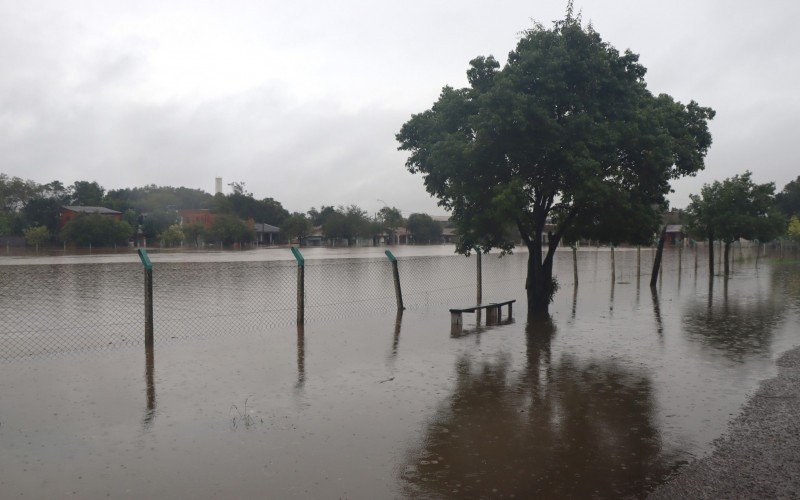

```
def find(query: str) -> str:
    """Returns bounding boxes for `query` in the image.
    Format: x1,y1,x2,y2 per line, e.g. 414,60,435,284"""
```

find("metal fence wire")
0,241,791,360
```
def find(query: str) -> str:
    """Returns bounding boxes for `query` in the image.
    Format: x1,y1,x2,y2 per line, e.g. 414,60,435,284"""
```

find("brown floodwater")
0,245,798,498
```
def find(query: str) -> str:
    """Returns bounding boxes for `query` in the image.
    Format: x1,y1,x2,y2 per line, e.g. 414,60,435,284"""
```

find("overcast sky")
1,0,798,215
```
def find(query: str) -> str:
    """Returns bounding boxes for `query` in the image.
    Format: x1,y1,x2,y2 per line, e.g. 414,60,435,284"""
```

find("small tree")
183,222,206,247
207,214,253,246
281,213,313,245
322,205,371,246
141,210,179,239
23,225,50,251
159,224,185,247
0,213,11,236
378,206,405,244
406,213,443,244
787,216,800,241
686,172,784,276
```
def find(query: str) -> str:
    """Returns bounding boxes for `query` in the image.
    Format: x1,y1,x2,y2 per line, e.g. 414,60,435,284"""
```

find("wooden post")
573,244,579,286
291,247,305,324
678,242,682,275
450,311,463,336
475,247,482,305
138,249,154,345
694,242,698,273
636,245,641,280
650,226,667,288
610,244,615,282
385,250,405,311
486,305,498,324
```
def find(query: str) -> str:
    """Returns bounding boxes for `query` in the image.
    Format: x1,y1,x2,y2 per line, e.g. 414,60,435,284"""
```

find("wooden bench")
449,300,515,328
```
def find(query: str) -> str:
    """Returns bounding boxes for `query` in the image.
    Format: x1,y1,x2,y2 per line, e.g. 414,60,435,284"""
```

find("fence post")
291,247,305,324
474,246,482,305
573,243,579,286
636,245,641,280
385,250,405,311
137,248,154,345
610,244,615,281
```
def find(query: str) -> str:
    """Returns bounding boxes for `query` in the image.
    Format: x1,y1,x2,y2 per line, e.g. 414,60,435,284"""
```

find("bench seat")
450,300,515,331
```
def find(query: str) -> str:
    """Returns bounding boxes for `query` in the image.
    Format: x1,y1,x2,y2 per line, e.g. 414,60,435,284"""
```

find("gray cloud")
0,0,798,215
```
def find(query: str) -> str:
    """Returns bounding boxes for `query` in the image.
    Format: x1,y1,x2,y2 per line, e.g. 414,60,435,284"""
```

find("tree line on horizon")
0,175,445,248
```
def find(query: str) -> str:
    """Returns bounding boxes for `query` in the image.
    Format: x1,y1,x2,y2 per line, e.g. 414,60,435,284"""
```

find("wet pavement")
651,346,800,499
0,248,798,498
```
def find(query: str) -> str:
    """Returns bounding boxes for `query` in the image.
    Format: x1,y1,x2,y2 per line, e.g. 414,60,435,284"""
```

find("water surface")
0,246,797,498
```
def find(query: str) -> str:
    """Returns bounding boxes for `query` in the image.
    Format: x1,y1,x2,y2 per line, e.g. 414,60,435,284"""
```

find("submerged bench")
449,300,515,327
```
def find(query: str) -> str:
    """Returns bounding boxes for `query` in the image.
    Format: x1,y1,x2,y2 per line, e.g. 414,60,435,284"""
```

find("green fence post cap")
384,250,397,262
137,248,153,270
291,246,305,266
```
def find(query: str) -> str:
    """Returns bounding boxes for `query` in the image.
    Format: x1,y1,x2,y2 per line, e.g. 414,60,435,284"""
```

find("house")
59,206,122,229
665,224,686,246
254,222,280,245
179,209,215,229
431,215,456,244
300,226,325,246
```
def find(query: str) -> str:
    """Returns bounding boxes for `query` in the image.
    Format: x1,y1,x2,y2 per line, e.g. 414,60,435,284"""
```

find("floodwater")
0,245,798,498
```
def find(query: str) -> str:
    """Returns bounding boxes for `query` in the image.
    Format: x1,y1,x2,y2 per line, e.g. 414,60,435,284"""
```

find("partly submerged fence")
0,240,795,359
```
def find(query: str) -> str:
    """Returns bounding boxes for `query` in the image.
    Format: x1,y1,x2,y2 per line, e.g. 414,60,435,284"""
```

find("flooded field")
0,246,798,498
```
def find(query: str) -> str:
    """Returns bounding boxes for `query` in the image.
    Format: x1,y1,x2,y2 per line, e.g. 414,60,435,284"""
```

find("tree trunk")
724,241,731,277
525,242,552,316
650,226,667,288
708,234,714,274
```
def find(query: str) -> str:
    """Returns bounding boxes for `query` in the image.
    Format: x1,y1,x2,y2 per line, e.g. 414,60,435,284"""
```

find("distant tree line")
0,174,448,248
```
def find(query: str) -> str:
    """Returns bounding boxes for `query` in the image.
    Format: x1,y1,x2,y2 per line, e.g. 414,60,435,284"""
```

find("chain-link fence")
0,241,795,360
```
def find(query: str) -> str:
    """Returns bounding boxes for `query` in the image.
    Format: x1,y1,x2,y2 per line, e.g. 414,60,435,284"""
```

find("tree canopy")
686,171,784,274
397,14,714,313
60,215,133,246
377,206,405,243
406,213,443,244
321,205,374,244
776,176,800,218
281,213,314,244
206,214,253,245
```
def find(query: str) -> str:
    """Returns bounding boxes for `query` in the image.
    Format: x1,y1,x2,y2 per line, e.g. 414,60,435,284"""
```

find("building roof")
430,215,451,223
253,222,280,233
62,206,121,215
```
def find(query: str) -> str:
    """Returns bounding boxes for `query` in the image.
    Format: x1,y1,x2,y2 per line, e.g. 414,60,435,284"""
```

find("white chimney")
215,177,222,195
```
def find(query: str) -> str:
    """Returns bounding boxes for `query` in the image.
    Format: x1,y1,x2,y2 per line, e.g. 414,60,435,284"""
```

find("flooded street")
0,247,798,498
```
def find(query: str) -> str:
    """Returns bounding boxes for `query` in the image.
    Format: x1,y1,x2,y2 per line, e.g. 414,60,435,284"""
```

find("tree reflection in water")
683,273,786,361
401,317,674,498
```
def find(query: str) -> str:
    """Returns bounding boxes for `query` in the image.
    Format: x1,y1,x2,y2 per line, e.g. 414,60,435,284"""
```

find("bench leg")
507,302,512,320
451,311,463,335
486,306,498,325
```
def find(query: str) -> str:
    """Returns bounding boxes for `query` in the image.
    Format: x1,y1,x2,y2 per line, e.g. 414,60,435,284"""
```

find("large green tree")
406,213,443,244
61,215,133,246
321,205,372,245
281,213,314,244
377,206,405,243
686,171,785,276
397,14,714,314
70,180,105,206
206,214,253,246
776,176,800,217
